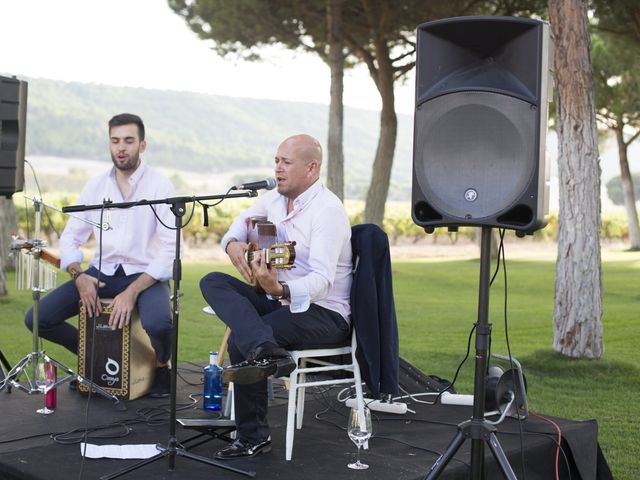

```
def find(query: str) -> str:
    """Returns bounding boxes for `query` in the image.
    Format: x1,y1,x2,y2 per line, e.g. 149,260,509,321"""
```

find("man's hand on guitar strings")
251,249,282,298
227,241,253,283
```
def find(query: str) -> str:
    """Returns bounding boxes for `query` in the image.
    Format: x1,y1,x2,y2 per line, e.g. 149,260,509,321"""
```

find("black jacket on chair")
350,224,400,397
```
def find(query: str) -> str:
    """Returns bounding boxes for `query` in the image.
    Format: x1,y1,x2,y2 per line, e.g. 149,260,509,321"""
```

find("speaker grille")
414,91,536,220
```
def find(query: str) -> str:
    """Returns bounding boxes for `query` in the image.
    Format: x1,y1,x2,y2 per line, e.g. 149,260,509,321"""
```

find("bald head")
274,134,323,199
281,134,322,169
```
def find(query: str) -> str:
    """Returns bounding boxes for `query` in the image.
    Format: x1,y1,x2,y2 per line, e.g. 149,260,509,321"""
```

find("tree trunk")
0,243,6,296
549,0,604,359
0,197,19,296
326,0,345,201
614,126,640,250
364,43,397,226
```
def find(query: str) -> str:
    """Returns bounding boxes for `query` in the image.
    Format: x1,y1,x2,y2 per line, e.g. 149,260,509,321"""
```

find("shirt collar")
288,179,323,213
108,162,147,186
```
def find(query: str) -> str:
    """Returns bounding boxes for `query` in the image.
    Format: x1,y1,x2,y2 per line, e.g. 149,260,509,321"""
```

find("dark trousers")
200,272,349,443
24,266,172,363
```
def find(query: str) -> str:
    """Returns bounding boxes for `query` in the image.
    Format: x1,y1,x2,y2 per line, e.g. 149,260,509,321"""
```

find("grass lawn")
1,253,638,478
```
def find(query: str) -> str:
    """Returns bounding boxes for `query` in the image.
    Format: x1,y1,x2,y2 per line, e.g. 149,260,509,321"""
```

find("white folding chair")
284,329,365,461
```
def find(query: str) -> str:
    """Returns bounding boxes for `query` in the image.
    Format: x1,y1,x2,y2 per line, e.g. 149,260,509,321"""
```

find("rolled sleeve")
59,188,94,271
286,278,311,313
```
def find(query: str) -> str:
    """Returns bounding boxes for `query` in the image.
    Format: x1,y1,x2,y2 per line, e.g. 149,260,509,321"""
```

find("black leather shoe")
247,343,289,362
222,355,296,384
214,438,272,460
148,366,170,398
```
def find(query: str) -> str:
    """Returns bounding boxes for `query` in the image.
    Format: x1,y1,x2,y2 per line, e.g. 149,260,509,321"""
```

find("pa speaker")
0,75,28,198
411,17,553,234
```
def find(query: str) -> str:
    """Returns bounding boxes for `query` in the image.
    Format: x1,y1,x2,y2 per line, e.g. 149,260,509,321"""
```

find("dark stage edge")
0,360,612,480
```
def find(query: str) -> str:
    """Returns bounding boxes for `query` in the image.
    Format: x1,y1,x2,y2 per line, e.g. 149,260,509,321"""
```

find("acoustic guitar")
245,218,296,291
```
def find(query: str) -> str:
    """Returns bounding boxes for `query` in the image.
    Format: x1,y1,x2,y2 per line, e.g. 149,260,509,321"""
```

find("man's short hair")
108,113,145,141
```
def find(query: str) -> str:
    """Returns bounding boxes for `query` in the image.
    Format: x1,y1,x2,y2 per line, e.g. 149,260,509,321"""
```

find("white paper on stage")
80,443,159,459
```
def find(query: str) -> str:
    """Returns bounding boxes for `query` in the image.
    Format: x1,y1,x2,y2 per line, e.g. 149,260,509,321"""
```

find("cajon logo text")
102,357,121,386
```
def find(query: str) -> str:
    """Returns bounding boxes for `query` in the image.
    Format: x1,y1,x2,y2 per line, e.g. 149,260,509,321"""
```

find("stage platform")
0,360,612,480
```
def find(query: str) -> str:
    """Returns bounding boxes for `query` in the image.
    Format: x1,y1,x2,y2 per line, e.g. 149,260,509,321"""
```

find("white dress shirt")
59,163,177,281
221,180,352,321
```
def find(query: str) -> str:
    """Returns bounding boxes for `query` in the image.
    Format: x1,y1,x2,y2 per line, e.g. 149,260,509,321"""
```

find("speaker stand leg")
423,227,519,480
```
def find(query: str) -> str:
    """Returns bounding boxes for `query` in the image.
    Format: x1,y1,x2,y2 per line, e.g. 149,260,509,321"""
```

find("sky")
0,0,415,113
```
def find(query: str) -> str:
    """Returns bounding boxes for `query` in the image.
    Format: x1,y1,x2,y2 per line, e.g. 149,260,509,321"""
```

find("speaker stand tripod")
61,194,256,479
0,198,125,411
424,227,517,480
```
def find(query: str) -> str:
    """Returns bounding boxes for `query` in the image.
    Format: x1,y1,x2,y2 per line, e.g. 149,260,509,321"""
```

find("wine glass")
35,358,54,415
347,406,372,470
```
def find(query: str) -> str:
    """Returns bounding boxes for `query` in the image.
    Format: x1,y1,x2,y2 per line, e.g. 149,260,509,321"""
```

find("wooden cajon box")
77,300,156,400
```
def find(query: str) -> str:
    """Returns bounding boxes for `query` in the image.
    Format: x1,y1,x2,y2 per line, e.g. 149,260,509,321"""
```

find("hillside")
20,77,634,207
23,77,414,200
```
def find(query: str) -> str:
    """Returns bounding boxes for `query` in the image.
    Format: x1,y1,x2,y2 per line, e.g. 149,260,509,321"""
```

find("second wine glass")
347,406,372,470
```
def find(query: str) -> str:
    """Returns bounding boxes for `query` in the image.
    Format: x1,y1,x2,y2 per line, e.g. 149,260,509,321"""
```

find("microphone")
232,178,276,191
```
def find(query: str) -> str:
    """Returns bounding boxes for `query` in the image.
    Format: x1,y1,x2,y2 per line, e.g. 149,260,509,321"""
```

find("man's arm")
68,261,106,317
286,205,351,312
59,182,96,272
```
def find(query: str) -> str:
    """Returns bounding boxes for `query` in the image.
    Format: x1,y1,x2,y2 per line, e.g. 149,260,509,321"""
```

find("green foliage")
592,30,640,130
606,173,640,206
13,194,635,246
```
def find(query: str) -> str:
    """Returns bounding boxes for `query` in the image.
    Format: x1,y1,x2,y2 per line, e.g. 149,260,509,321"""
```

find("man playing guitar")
200,134,353,460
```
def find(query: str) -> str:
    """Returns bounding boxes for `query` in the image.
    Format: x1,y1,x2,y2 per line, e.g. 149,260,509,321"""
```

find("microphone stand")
62,192,257,479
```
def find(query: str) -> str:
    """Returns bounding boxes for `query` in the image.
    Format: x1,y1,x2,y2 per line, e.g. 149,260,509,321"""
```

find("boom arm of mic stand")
24,195,111,231
61,191,258,213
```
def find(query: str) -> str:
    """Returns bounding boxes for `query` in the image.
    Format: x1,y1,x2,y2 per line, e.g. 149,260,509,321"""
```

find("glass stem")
356,445,361,464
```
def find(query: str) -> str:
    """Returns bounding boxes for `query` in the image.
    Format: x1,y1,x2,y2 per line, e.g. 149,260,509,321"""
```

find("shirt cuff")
286,279,310,313
145,262,171,282
60,250,84,273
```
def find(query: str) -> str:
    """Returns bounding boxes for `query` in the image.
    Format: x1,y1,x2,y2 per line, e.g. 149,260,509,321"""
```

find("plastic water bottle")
203,351,222,411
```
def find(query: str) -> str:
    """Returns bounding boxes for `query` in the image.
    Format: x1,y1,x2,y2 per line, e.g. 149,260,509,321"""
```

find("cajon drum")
77,300,156,400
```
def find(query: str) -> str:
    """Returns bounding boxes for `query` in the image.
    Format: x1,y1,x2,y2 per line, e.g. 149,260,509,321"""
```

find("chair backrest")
350,224,400,398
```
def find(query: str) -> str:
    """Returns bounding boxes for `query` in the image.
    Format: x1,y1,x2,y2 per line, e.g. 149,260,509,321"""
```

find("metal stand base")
424,419,516,479
100,439,255,480
0,351,126,411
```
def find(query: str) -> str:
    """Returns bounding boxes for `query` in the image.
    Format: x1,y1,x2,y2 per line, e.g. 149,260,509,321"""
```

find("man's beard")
111,152,141,171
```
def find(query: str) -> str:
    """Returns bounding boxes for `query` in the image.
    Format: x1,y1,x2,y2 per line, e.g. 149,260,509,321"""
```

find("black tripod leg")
0,350,10,388
0,349,11,375
100,450,166,480
176,448,256,477
487,432,518,480
424,429,466,480
99,445,256,480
